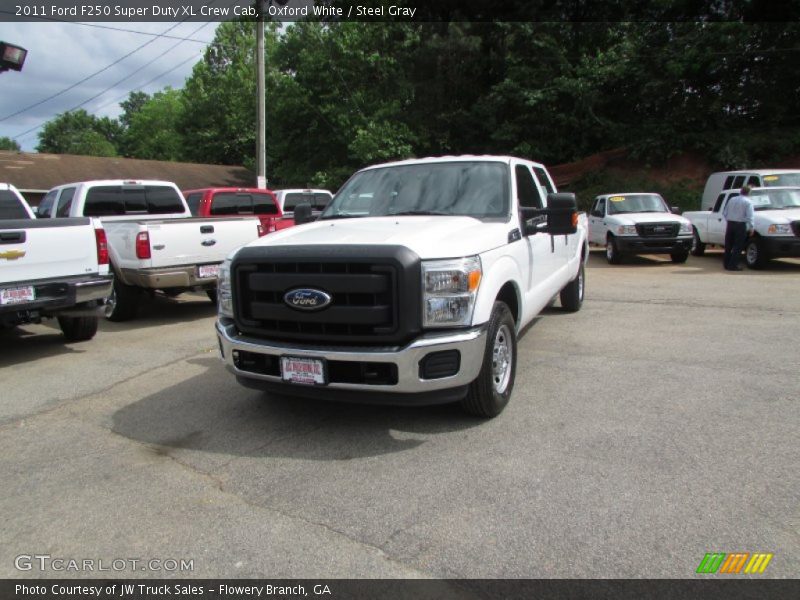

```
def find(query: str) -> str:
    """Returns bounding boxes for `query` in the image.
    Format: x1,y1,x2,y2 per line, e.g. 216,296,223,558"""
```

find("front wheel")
606,236,622,264
105,275,141,322
206,289,218,305
671,248,689,263
461,302,517,418
560,263,585,312
690,228,705,256
58,316,98,342
745,237,769,269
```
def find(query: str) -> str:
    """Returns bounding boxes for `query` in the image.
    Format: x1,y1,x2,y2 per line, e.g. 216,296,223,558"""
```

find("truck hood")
755,207,800,224
606,212,690,226
244,216,511,259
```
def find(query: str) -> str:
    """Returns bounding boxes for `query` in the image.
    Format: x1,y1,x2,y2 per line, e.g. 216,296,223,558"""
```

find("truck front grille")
636,222,679,237
231,245,421,345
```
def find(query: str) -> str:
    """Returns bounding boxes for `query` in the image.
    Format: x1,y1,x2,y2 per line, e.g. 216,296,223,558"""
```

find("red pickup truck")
183,188,294,234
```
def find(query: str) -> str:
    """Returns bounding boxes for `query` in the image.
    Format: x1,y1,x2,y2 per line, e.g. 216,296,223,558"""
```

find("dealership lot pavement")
1,250,798,579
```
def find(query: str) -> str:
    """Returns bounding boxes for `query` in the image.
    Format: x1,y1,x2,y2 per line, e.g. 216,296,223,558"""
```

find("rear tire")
671,249,689,263
105,274,140,322
560,263,585,312
206,289,218,305
58,316,98,342
690,228,705,256
460,302,516,418
606,235,622,264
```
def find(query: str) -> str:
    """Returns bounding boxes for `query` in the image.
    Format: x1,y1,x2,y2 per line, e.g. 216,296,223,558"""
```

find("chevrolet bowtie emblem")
0,250,25,260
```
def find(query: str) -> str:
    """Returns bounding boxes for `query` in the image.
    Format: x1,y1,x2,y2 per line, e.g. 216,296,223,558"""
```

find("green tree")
36,109,121,156
122,88,184,161
0,136,21,151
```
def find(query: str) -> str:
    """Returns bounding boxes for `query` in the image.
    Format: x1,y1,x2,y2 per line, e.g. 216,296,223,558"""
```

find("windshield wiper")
390,210,450,216
318,213,365,220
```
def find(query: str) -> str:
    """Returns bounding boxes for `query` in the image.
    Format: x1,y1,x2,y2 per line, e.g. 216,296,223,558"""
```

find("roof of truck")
361,155,548,171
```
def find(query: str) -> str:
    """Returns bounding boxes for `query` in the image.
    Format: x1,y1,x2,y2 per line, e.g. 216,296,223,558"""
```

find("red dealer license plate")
197,264,220,279
281,356,327,385
0,286,35,305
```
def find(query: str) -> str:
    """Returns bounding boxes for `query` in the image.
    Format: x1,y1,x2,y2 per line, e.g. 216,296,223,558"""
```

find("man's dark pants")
724,221,748,269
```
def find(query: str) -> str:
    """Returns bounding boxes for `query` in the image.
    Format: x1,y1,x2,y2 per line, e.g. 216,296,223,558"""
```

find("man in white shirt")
722,185,755,271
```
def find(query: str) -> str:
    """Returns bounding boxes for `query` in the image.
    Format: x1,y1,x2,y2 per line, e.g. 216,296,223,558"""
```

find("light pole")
256,9,266,188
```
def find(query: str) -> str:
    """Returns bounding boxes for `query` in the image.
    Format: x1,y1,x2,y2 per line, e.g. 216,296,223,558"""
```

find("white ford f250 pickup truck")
216,156,589,417
685,186,800,269
39,180,264,321
0,183,111,341
588,193,693,264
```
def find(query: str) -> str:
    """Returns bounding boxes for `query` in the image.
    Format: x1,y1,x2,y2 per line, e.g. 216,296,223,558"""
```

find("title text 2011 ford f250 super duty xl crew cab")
0,183,111,341
39,180,264,321
216,156,589,417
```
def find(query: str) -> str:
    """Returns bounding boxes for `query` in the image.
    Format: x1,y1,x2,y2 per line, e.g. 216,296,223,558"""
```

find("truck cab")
588,193,693,264
183,187,294,234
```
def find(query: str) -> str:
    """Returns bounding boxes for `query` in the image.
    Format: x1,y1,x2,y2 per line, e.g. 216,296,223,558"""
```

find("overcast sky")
0,21,221,151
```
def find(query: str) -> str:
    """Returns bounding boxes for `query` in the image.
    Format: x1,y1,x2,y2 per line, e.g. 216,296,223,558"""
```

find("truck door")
514,163,558,297
589,197,606,244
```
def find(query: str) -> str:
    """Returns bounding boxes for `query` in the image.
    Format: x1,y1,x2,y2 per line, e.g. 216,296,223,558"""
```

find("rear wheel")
58,316,98,342
105,274,140,322
690,228,705,256
606,235,622,264
206,289,218,305
461,302,516,418
560,263,585,312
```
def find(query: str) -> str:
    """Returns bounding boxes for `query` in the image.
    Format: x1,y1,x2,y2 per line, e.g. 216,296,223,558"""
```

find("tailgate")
0,218,98,285
146,217,262,268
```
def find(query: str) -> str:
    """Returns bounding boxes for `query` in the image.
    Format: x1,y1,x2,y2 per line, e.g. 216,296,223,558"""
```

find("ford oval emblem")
284,288,332,311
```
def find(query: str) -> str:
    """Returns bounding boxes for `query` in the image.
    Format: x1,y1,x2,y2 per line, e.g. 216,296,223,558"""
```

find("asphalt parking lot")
1,249,798,579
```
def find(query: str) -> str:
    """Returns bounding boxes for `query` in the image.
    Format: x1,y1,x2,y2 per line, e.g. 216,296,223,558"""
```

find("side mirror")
521,193,578,236
670,206,682,215
293,202,315,225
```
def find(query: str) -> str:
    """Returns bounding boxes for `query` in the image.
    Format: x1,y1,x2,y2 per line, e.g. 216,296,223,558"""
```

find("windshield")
749,189,800,210
0,190,31,219
321,162,509,220
761,173,800,187
606,194,669,215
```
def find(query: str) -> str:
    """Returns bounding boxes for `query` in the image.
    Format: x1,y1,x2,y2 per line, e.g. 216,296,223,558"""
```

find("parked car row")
1,179,333,339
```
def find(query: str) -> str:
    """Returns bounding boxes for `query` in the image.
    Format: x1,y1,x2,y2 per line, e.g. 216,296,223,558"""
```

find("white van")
700,170,800,210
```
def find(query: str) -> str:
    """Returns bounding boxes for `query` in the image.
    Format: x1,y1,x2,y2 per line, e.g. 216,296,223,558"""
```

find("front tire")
560,263,585,312
690,228,705,256
671,248,689,263
58,316,98,342
206,289,218,304
461,302,516,418
745,237,769,269
606,235,622,264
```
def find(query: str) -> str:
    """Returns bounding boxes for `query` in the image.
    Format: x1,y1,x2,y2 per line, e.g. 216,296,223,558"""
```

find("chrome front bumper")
216,319,487,396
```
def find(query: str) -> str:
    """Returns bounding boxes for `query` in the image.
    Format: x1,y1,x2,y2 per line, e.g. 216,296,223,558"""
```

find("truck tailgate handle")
201,239,217,246
200,225,214,234
0,231,26,244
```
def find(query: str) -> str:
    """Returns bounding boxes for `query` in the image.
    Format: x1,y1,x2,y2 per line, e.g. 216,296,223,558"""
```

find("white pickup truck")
588,193,693,263
685,186,800,269
38,180,264,320
0,183,111,341
216,156,588,417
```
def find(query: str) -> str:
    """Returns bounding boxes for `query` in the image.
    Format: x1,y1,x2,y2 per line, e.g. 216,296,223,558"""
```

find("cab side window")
747,175,760,187
55,187,76,217
712,194,726,213
592,199,605,217
515,165,543,209
37,190,58,218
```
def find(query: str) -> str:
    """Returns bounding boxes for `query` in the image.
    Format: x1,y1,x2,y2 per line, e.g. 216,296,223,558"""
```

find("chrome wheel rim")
492,324,513,394
746,242,757,265
691,233,698,253
606,240,613,261
104,283,116,318
578,266,585,301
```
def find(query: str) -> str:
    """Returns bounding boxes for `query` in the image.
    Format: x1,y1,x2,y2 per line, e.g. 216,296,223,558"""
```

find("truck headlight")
767,224,791,235
218,259,233,318
422,256,481,328
679,222,692,234
617,225,637,235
